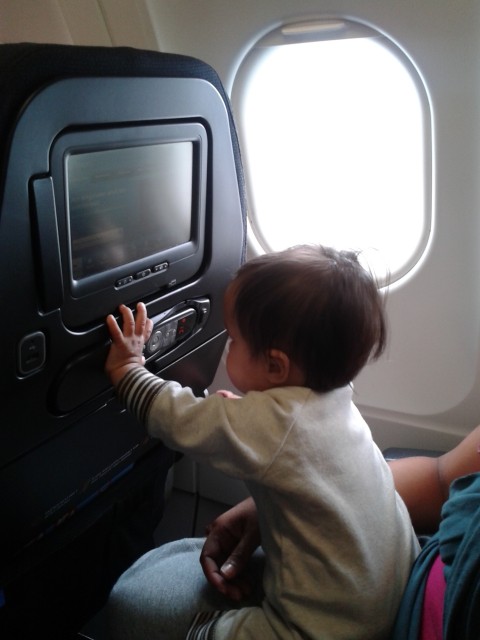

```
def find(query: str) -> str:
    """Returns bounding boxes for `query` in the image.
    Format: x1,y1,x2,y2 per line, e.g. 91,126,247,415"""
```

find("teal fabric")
392,472,480,640
441,473,480,639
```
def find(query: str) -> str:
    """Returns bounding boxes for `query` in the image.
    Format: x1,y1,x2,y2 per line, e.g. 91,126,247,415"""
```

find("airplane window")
232,19,431,283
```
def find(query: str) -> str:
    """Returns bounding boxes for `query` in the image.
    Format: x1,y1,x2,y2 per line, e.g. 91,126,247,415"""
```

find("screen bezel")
51,121,207,304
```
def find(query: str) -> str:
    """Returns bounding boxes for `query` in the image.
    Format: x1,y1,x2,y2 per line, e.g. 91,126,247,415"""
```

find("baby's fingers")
135,302,152,339
106,313,124,343
119,304,135,336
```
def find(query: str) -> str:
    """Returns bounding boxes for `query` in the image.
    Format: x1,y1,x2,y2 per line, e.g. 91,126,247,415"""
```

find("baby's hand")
216,390,241,399
105,303,153,386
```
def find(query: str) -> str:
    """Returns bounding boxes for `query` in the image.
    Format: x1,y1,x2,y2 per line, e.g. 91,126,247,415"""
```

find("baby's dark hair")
231,245,387,392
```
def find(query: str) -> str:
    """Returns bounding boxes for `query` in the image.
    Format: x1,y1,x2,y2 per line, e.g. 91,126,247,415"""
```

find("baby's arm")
105,303,153,387
389,424,480,533
200,497,260,601
216,390,241,399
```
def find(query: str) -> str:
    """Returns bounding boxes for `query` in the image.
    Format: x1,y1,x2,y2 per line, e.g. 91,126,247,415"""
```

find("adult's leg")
108,538,265,640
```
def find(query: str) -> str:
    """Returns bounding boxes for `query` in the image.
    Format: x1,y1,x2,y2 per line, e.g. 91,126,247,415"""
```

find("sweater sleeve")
117,367,169,424
115,367,308,481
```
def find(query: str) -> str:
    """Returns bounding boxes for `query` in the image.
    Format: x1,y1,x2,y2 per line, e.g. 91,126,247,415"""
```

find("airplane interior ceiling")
2,0,480,452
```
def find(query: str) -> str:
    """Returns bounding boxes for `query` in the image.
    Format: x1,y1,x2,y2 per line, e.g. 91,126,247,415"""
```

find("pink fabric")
419,554,446,640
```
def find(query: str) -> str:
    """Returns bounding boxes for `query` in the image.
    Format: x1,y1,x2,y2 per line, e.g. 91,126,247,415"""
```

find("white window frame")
231,18,433,284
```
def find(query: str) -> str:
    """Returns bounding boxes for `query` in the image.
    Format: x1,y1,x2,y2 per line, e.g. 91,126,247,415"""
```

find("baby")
105,244,419,640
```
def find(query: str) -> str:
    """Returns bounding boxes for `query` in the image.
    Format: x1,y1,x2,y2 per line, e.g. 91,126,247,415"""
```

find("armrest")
383,447,444,461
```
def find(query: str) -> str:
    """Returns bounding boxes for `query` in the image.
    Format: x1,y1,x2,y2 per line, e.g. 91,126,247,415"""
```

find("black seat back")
0,43,246,638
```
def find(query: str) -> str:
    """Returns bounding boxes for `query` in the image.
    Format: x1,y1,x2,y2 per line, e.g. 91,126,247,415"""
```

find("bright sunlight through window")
233,20,431,282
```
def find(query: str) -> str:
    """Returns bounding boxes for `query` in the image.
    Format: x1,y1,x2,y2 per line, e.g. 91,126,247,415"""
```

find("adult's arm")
388,424,480,533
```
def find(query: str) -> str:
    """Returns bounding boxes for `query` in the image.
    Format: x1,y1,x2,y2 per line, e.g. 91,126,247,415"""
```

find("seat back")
0,43,246,637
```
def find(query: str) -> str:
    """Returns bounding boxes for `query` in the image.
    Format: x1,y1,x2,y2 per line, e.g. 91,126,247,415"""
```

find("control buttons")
148,322,178,354
115,275,133,288
194,298,211,326
145,308,198,357
176,311,197,338
115,262,169,288
135,268,151,280
18,331,46,375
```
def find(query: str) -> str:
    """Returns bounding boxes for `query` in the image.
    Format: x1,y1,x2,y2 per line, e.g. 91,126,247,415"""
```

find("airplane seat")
0,43,246,639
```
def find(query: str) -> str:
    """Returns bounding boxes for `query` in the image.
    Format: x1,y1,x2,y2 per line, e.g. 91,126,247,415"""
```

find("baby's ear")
265,349,291,385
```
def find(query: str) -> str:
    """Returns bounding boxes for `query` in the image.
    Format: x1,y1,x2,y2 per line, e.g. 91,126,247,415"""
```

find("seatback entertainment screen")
68,142,193,281
47,121,208,326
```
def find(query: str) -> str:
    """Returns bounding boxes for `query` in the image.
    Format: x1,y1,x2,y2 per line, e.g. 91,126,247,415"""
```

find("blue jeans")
108,538,265,639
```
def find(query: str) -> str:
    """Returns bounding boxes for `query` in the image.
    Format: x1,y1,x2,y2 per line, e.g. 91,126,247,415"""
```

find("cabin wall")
2,0,480,468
